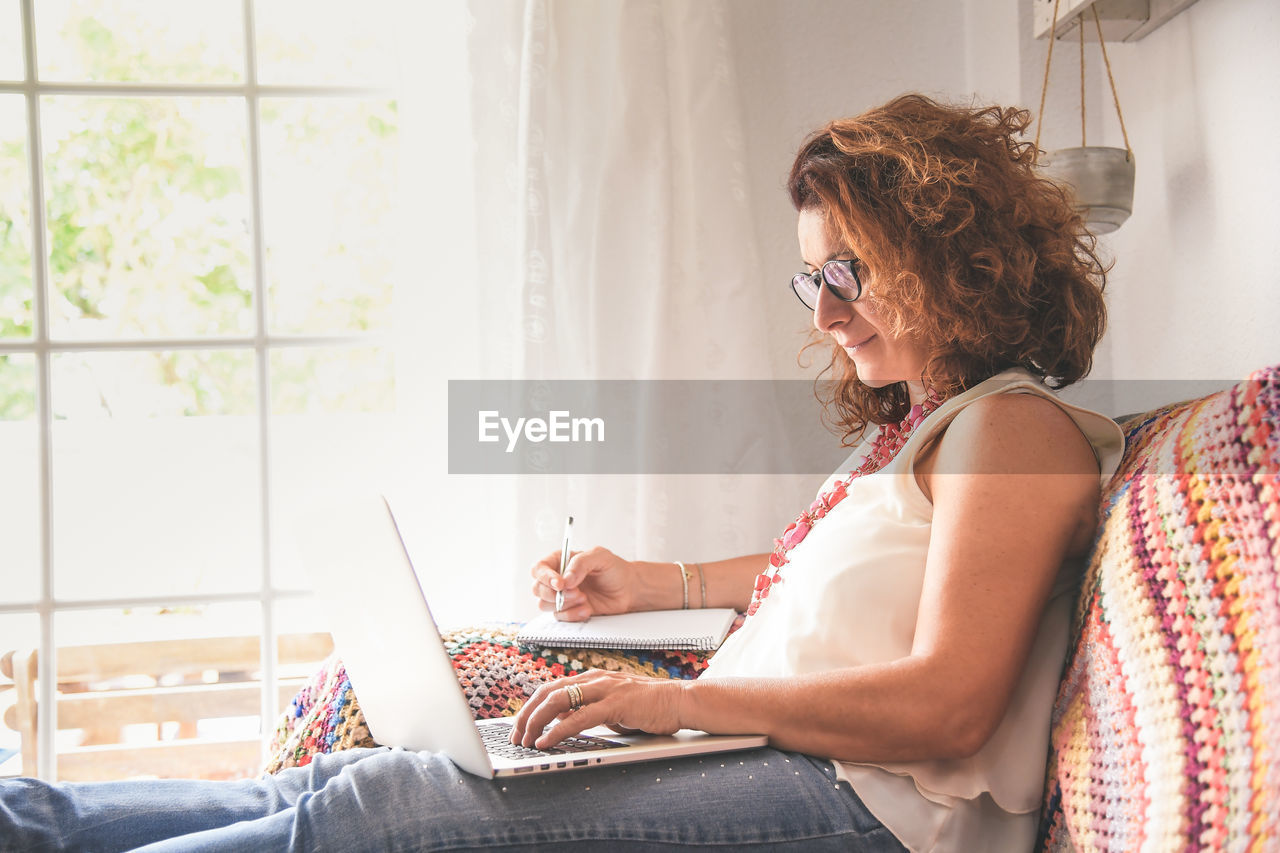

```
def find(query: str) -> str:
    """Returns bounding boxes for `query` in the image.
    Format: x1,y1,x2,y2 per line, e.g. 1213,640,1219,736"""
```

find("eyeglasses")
790,259,862,311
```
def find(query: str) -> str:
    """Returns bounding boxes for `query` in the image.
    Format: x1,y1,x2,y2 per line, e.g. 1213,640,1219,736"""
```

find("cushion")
265,620,734,773
1038,365,1280,850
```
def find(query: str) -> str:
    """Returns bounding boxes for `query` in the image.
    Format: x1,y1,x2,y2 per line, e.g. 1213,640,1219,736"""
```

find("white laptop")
294,495,767,779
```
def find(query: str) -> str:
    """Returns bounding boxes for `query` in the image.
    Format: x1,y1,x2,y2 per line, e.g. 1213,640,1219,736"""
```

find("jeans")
0,746,906,852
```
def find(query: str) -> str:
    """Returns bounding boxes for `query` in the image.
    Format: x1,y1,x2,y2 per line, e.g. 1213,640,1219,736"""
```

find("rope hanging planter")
1034,0,1135,234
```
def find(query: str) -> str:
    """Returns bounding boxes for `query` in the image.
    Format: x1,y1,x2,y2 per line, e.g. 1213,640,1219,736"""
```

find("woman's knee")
285,750,475,851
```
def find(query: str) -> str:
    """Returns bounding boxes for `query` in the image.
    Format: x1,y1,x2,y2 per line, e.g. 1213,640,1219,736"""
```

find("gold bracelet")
674,561,690,609
694,562,706,609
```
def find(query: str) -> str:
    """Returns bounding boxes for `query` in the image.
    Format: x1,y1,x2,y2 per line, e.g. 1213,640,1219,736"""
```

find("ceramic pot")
1040,146,1135,234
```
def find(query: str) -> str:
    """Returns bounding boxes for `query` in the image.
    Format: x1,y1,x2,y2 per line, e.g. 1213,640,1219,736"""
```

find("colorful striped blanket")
1038,365,1280,850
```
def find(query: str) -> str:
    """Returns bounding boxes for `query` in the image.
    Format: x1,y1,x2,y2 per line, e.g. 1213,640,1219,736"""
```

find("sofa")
269,365,1280,851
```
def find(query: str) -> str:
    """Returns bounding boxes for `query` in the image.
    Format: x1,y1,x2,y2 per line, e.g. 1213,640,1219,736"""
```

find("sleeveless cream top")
700,369,1124,852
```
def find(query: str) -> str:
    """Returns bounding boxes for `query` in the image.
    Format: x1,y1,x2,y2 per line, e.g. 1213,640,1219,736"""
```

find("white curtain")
391,0,809,622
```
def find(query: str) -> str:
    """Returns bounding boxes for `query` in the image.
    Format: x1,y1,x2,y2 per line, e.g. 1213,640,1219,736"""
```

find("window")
0,0,407,780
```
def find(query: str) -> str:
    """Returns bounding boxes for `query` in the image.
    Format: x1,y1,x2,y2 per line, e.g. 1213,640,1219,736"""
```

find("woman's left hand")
508,670,688,750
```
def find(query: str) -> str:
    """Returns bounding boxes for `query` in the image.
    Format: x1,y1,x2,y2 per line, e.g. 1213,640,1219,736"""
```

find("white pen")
555,516,573,612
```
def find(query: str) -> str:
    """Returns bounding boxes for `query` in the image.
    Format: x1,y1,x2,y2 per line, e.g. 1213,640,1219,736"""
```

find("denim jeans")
0,746,906,852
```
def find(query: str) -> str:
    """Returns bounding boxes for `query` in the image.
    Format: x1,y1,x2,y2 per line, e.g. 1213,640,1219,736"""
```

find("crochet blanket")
265,620,738,774
1038,366,1280,851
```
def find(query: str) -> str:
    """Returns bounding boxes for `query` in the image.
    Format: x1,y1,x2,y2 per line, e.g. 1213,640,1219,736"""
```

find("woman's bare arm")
663,553,765,611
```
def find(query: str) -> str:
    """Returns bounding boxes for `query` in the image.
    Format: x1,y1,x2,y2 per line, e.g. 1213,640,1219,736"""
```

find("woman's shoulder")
919,388,1104,556
931,389,1100,478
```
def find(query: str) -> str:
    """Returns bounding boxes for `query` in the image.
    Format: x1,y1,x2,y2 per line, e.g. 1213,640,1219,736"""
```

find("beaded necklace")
745,391,945,617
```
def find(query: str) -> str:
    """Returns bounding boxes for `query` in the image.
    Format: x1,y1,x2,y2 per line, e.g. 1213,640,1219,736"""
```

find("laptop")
293,494,767,779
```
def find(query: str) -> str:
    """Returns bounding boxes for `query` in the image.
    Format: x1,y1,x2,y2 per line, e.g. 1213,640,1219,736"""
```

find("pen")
556,516,573,612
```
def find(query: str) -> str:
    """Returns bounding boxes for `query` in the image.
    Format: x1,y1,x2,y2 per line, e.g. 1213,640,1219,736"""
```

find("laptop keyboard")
480,720,628,760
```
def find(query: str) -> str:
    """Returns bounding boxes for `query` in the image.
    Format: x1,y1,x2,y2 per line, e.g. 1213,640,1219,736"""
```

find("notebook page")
515,608,738,650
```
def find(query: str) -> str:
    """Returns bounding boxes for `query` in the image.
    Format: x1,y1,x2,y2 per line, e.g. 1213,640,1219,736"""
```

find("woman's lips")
843,334,875,352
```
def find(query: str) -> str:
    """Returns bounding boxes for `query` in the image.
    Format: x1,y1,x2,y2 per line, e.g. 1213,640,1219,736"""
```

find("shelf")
1033,0,1203,42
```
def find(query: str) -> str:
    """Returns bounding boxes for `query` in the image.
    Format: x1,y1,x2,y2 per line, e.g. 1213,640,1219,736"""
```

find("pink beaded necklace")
745,391,945,617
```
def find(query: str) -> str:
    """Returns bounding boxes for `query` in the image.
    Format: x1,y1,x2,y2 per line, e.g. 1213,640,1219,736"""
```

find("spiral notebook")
516,608,739,650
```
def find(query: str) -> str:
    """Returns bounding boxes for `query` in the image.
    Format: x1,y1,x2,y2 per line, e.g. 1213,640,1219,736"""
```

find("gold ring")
566,683,584,713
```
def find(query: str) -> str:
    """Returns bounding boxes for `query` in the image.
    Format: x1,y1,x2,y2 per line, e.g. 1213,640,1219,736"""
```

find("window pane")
255,0,397,86
270,346,395,415
270,346,397,589
35,0,243,84
0,354,38,604
53,604,262,781
0,94,32,339
0,0,22,82
42,97,253,340
274,597,333,677
273,597,334,693
0,613,39,778
260,98,399,335
51,349,260,601
265,598,336,765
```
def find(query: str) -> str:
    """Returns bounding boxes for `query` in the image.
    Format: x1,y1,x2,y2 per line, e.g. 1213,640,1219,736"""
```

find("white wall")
725,0,1280,392
1090,0,1280,384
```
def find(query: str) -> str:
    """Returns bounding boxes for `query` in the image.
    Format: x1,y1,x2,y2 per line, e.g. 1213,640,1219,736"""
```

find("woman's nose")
812,281,852,334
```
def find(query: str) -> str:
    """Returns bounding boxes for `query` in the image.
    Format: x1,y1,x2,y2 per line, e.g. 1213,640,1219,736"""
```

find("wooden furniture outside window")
1,632,332,781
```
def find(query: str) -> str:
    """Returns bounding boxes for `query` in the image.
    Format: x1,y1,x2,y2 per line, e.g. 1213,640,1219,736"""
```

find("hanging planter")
1039,146,1134,234
1033,0,1135,235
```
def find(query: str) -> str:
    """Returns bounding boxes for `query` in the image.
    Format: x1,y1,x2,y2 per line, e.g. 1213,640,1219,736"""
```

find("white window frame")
0,0,398,780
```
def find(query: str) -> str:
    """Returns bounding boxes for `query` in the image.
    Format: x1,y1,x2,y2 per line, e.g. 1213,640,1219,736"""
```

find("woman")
1,94,1122,852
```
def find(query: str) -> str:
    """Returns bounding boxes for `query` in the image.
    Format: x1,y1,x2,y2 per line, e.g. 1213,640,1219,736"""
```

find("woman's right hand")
529,546,638,622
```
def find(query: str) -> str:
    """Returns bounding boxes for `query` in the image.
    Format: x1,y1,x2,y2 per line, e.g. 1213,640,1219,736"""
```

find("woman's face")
797,208,932,392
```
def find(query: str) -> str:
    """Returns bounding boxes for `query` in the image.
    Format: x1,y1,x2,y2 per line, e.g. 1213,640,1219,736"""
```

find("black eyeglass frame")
789,259,863,311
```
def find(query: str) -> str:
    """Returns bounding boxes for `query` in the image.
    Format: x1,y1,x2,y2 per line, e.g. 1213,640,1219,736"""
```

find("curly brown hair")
787,93,1107,441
